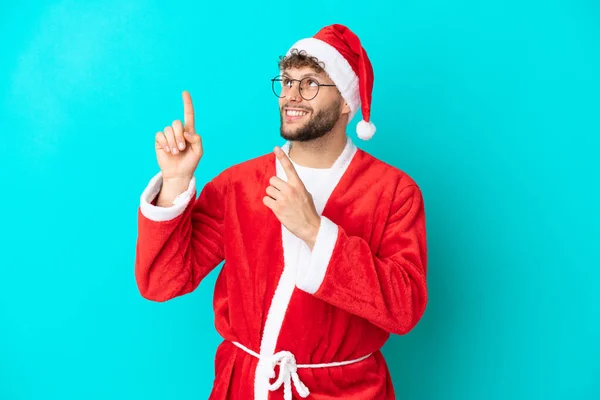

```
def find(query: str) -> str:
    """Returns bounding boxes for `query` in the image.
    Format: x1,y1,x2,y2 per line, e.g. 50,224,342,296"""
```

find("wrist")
162,174,193,185
156,175,193,207
163,175,192,190
302,216,321,250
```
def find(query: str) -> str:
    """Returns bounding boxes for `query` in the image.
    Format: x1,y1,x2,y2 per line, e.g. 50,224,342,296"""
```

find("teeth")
286,110,308,117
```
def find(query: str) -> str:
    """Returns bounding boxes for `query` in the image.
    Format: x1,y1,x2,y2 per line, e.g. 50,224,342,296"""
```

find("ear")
341,101,352,115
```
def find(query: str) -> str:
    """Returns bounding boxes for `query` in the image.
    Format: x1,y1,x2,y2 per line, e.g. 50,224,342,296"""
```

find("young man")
136,24,428,400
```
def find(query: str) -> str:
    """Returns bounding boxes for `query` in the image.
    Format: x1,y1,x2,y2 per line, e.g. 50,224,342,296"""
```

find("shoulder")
355,148,422,193
354,149,425,221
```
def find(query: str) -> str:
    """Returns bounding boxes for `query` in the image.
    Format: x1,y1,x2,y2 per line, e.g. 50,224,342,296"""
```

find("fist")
155,91,203,181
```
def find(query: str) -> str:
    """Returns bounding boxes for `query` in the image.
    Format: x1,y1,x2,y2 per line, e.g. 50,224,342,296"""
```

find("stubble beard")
279,98,342,142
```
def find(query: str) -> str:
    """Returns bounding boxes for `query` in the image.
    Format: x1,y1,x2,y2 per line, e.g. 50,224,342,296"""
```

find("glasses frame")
271,75,337,101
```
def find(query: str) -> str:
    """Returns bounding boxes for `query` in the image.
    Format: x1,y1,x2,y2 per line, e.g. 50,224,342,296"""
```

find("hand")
155,90,203,182
263,147,321,249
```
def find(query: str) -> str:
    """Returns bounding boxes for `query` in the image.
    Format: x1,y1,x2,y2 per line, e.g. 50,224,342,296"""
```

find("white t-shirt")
290,160,334,208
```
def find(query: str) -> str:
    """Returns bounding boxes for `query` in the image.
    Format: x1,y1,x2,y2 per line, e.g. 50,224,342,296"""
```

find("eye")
282,77,292,87
306,79,319,87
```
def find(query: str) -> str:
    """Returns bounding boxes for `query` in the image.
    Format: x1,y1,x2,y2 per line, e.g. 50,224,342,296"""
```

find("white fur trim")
254,167,305,399
286,38,360,122
296,216,339,294
356,120,376,140
254,137,358,399
139,171,195,222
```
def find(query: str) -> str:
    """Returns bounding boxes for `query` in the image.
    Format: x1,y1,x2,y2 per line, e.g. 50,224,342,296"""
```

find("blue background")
1,0,598,399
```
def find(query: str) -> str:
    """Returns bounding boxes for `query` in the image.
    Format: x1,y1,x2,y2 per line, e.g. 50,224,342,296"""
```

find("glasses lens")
272,77,285,98
300,77,319,100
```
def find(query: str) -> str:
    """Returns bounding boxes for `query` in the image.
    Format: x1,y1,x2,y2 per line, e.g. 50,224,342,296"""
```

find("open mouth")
284,108,310,122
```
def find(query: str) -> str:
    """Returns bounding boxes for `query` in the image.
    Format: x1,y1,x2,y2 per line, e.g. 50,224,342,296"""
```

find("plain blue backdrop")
1,0,598,399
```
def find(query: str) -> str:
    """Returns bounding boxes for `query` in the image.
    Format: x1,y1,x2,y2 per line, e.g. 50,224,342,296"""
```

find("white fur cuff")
139,171,196,222
296,216,339,294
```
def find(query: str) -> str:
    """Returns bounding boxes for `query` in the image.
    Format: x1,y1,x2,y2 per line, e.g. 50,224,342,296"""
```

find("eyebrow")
282,72,324,80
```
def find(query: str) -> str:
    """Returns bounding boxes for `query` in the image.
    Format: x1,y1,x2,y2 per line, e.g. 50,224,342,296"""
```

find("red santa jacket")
135,138,428,399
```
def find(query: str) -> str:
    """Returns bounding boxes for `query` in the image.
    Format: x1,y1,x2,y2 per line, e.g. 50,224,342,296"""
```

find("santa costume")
135,24,428,399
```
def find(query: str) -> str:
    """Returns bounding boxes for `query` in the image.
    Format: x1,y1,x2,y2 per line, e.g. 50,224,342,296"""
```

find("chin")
280,123,303,136
280,130,299,141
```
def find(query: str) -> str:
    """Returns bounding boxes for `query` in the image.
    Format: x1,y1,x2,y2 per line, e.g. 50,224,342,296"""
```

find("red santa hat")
285,24,376,140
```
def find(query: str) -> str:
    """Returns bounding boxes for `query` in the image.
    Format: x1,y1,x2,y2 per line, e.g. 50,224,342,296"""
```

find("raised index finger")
275,147,301,184
182,90,195,134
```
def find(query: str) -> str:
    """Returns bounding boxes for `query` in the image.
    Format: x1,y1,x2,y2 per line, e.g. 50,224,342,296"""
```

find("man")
135,24,428,400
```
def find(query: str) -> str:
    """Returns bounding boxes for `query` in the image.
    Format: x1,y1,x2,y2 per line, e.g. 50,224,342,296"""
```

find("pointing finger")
182,90,195,134
275,147,301,185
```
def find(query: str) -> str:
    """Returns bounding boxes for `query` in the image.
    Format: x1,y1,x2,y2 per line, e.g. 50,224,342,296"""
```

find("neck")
288,126,348,169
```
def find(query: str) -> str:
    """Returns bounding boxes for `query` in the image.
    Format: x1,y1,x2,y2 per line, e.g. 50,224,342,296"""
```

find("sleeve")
295,184,428,335
135,171,227,302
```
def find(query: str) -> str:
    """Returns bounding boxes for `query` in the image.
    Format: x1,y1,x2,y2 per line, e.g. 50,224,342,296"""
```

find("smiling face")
277,49,351,142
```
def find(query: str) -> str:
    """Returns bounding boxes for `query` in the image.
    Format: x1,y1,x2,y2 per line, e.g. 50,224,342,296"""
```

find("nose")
286,81,302,102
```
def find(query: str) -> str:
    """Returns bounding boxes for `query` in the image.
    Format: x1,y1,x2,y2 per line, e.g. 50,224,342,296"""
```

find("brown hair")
278,48,326,73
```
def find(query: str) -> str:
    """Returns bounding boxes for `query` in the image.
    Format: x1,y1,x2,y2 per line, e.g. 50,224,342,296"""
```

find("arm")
135,171,226,302
296,184,428,335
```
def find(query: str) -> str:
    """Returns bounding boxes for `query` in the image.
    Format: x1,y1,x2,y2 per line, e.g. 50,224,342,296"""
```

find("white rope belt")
232,341,372,400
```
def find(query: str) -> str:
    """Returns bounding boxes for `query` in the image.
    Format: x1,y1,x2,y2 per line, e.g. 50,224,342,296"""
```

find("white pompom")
357,120,376,140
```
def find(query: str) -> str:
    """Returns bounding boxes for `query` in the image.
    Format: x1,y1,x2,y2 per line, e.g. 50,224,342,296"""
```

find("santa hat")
285,24,376,140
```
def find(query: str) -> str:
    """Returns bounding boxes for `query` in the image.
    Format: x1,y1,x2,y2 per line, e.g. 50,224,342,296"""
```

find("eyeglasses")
271,75,337,101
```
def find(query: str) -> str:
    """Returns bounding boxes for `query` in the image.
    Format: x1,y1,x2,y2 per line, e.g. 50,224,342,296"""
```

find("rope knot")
265,350,309,400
